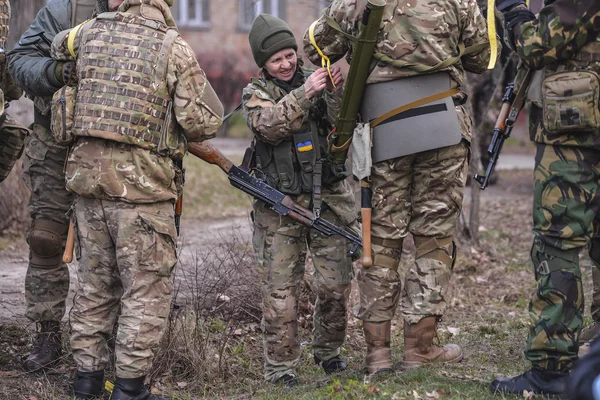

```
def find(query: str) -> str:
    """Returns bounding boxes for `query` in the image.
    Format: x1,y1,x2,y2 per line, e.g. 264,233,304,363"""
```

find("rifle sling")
310,119,323,218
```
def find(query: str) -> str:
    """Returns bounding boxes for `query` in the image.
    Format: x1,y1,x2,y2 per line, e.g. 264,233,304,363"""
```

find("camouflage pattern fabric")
253,201,354,382
52,0,224,203
303,0,492,88
22,124,73,323
358,140,469,324
508,0,600,70
70,197,177,378
242,60,358,382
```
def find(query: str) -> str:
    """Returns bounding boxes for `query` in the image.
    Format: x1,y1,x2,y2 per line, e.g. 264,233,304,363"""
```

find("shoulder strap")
155,28,179,88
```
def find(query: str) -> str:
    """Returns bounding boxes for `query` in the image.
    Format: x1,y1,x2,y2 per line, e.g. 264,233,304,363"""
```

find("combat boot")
314,354,347,374
402,317,462,369
110,376,167,400
72,370,104,399
490,368,568,397
363,321,393,375
23,320,62,371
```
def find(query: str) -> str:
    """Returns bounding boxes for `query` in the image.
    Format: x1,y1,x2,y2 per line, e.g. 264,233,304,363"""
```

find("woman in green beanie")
242,14,359,387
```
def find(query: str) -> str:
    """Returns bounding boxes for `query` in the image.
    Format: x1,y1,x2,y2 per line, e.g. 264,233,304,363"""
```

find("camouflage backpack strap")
71,0,97,26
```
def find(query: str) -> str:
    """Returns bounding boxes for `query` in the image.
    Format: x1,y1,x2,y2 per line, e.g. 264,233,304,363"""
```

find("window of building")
239,0,287,31
174,0,210,28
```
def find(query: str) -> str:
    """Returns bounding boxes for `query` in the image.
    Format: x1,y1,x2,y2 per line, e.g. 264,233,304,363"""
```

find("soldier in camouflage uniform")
305,0,494,374
50,0,223,398
242,14,358,387
7,0,99,371
0,0,28,184
490,0,600,396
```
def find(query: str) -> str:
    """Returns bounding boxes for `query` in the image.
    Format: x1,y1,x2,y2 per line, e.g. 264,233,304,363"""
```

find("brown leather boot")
403,317,462,369
363,321,393,375
24,321,63,372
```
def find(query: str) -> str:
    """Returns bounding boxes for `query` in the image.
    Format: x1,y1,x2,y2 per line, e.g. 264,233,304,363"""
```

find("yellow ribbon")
486,0,498,69
67,20,89,58
309,19,336,89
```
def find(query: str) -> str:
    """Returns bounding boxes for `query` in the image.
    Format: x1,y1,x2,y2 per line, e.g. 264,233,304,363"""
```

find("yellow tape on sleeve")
486,0,498,69
67,20,88,58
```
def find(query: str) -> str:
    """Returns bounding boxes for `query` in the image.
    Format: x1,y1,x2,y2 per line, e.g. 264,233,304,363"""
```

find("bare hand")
304,68,329,99
326,65,344,91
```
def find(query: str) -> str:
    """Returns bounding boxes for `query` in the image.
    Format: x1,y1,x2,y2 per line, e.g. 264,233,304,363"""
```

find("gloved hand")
496,0,527,12
48,61,77,88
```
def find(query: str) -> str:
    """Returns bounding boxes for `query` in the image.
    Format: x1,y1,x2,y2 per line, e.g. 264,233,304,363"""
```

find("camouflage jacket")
508,0,600,70
242,67,357,226
52,0,224,203
303,0,493,88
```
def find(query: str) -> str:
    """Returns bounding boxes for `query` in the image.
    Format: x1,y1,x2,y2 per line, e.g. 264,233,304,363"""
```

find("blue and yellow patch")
297,141,313,152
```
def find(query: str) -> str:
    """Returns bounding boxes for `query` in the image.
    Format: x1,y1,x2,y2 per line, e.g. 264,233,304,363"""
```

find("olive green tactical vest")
253,77,347,196
71,0,96,26
73,11,179,153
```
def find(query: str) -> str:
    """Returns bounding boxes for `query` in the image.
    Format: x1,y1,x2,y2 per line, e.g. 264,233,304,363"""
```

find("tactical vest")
253,76,348,200
73,11,180,155
72,0,96,26
0,0,9,108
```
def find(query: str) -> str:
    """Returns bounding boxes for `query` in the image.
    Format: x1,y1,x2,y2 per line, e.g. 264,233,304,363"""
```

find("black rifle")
474,67,533,189
188,141,362,255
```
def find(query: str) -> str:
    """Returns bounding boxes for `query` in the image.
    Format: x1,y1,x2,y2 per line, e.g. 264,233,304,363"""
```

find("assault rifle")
187,141,362,255
474,67,533,189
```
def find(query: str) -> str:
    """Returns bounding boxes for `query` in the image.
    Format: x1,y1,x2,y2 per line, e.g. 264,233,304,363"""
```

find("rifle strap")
370,88,460,128
310,119,323,218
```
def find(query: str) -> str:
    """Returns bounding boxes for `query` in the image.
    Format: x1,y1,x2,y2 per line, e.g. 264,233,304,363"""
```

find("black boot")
314,354,347,374
72,370,104,399
110,376,167,400
273,374,297,388
490,368,568,397
23,321,62,372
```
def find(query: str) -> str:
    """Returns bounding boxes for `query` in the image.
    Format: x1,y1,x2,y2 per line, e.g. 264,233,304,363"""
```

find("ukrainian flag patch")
297,141,313,152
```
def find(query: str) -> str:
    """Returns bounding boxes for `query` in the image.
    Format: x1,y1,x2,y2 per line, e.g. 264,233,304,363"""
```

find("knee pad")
371,237,403,270
413,235,456,269
530,237,580,280
27,219,69,268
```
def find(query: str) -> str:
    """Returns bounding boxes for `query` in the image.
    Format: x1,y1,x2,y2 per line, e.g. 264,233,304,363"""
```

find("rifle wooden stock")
187,141,233,174
494,102,511,132
360,180,372,267
63,220,75,263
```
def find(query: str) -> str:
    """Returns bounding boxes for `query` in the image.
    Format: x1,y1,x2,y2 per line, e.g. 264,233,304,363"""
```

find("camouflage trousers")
22,123,73,323
70,196,177,378
525,143,600,371
0,112,28,183
358,141,468,324
252,201,354,382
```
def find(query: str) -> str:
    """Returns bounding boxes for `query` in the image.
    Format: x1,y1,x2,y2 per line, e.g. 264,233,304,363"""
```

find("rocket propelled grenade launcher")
187,142,362,255
328,0,386,165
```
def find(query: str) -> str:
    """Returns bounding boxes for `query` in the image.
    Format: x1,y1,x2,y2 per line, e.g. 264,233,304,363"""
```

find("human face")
264,48,297,81
108,0,123,11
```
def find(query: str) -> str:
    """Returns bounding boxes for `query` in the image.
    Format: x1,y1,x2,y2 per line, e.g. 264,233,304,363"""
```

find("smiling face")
263,48,297,81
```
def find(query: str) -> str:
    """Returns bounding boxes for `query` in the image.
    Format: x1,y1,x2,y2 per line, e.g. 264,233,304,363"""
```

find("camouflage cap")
249,14,297,67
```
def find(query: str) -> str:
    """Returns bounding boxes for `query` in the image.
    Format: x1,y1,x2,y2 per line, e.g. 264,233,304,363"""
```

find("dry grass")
0,169,596,399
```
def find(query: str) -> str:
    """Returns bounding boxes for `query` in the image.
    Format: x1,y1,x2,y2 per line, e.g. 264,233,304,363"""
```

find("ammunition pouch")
27,219,69,268
372,237,403,270
413,235,456,270
361,72,462,163
255,118,347,196
530,238,580,280
51,86,76,146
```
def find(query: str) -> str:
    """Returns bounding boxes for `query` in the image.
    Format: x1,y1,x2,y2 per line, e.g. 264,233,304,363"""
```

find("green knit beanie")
248,14,297,68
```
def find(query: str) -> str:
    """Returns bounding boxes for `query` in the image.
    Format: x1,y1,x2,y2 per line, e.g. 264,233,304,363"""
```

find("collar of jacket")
119,0,178,28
